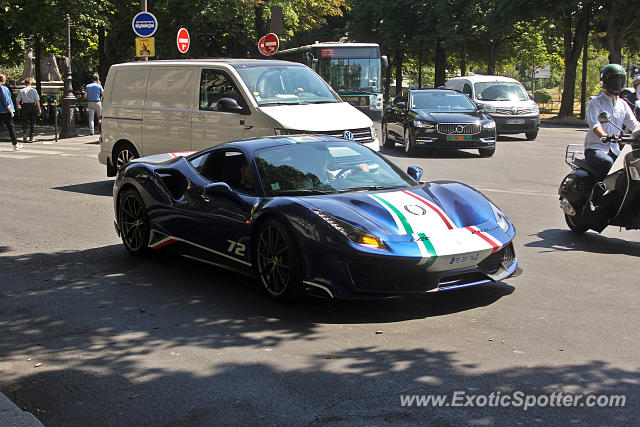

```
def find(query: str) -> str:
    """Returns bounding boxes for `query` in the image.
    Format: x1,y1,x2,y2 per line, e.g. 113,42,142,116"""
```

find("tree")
592,0,638,64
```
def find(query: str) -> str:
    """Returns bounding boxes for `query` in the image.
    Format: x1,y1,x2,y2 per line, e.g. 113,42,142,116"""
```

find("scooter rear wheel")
565,213,589,233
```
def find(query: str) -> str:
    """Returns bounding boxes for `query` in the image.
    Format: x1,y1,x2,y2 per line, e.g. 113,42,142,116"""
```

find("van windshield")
474,82,529,101
233,64,341,106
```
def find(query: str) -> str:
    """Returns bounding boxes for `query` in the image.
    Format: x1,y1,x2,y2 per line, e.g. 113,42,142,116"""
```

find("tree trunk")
559,10,588,119
394,48,403,97
606,0,622,64
34,36,42,96
384,54,392,101
487,41,497,75
460,40,467,77
98,24,106,82
418,49,422,88
580,8,590,120
253,5,267,58
434,40,446,88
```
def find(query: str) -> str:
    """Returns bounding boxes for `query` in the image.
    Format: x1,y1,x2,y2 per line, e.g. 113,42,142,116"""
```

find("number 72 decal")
227,240,246,257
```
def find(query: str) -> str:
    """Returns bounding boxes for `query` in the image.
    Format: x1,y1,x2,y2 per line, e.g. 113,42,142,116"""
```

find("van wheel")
114,142,139,170
525,130,538,140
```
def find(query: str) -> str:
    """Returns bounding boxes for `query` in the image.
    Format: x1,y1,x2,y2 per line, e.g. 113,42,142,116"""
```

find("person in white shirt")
16,78,41,142
584,64,640,181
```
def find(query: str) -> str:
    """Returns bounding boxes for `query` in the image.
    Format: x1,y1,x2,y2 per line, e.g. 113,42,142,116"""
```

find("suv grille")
436,123,481,135
495,107,532,115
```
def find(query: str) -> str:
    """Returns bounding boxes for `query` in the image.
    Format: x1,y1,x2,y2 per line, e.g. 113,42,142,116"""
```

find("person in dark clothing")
0,73,21,151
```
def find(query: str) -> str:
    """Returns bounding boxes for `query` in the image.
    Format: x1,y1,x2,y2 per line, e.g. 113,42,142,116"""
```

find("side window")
199,70,245,112
463,83,472,97
197,150,256,195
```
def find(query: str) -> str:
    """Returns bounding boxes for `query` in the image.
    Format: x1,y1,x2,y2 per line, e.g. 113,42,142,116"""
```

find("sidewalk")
0,124,99,145
0,392,44,426
539,113,588,128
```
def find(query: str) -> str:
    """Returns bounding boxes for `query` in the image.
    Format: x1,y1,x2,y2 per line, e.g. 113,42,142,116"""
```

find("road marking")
0,153,34,159
12,148,64,155
476,187,556,197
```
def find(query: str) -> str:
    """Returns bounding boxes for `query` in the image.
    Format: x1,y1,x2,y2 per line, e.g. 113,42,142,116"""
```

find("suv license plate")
447,135,472,141
506,119,525,124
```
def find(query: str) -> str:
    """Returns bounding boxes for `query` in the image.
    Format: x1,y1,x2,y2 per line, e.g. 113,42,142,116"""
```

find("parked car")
99,59,379,176
113,135,518,301
445,75,540,140
382,88,497,157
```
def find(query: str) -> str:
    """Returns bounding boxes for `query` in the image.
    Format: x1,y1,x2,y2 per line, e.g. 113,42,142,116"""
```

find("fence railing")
538,101,583,113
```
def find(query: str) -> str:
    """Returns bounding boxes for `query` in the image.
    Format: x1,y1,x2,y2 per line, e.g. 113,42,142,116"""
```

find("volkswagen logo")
404,204,427,216
343,130,354,140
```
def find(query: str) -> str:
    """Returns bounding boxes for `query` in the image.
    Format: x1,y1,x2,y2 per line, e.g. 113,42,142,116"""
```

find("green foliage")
534,89,552,103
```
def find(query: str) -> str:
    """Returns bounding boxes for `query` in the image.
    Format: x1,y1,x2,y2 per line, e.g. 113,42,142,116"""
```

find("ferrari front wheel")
254,219,301,301
118,188,150,256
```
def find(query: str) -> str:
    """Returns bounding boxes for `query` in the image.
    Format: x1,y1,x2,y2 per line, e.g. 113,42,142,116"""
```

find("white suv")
446,75,540,140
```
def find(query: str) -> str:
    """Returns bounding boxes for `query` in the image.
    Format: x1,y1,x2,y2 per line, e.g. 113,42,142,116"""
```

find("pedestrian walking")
84,74,103,135
16,77,41,142
0,73,21,151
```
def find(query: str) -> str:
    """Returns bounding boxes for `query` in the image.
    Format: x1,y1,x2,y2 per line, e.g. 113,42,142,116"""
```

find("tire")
564,213,589,233
404,128,417,156
382,122,394,148
114,142,139,171
525,130,538,140
478,146,495,157
118,188,151,256
254,219,301,301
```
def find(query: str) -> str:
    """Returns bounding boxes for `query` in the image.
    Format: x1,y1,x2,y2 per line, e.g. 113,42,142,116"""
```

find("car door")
387,91,408,141
190,69,250,151
180,148,258,264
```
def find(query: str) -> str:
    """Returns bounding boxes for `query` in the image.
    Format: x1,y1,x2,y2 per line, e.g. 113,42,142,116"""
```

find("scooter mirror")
598,111,611,124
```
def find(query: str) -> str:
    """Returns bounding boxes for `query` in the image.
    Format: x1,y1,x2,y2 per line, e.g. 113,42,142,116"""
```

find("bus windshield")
316,58,381,94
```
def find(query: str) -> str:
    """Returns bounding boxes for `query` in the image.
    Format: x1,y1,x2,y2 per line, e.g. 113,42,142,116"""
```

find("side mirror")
397,101,406,110
598,111,611,124
381,55,389,68
476,103,485,111
528,93,535,101
407,166,423,182
218,97,244,112
635,100,640,109
205,182,232,197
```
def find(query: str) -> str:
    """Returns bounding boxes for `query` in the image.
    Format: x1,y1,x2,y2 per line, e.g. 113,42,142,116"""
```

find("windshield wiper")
277,189,335,195
261,102,303,106
338,185,406,193
302,100,340,104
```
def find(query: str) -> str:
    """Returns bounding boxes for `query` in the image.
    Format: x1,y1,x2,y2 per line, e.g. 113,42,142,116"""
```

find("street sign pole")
59,14,77,139
142,0,148,61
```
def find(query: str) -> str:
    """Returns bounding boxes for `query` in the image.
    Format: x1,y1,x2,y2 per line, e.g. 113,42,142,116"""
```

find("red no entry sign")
177,28,190,53
258,33,279,56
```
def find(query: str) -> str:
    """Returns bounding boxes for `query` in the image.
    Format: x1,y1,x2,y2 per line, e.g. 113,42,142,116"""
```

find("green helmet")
601,64,626,94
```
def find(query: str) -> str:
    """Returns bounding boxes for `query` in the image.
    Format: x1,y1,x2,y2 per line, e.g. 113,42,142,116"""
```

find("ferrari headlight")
489,202,510,232
483,120,496,129
314,210,385,249
413,120,435,129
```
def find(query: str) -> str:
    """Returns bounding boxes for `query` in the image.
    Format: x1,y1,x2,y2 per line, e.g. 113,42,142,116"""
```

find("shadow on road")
525,228,640,256
0,245,636,424
380,146,479,159
52,180,114,197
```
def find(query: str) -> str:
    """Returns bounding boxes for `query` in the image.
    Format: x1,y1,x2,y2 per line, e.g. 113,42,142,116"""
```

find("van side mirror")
528,93,535,101
381,55,388,68
407,166,423,182
205,182,232,197
218,97,244,113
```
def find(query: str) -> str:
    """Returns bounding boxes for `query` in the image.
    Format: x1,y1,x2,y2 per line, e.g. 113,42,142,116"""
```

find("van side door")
191,69,249,151
142,67,196,155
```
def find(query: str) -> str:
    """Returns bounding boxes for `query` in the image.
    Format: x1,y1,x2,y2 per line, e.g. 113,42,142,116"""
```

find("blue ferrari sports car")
113,135,517,300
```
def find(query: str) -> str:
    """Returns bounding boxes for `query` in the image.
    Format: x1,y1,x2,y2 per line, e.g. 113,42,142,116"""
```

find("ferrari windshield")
475,82,529,101
234,64,341,106
254,140,415,196
411,91,476,112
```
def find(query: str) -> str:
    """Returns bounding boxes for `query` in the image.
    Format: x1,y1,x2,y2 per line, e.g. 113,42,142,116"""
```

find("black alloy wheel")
564,213,589,233
382,121,394,148
115,142,139,170
255,219,300,300
404,128,417,155
118,189,150,256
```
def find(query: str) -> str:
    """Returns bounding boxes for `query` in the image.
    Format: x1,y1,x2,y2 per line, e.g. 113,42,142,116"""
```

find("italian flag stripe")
402,190,455,229
417,232,437,267
371,194,413,234
149,237,177,249
465,226,500,254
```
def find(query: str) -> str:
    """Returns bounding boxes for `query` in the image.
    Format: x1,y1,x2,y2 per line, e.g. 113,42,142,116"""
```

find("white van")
99,59,379,176
445,75,540,140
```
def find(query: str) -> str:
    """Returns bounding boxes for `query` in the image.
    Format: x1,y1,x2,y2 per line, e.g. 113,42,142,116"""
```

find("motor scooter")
559,111,640,233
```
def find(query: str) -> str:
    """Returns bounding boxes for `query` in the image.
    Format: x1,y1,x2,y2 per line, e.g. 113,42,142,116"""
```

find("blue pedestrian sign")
132,12,158,38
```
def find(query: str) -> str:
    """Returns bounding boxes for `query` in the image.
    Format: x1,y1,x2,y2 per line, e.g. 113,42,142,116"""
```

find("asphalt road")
1,127,639,425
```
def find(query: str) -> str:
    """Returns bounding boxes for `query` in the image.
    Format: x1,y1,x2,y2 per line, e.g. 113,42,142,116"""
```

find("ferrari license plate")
447,135,472,141
506,119,525,124
342,96,369,106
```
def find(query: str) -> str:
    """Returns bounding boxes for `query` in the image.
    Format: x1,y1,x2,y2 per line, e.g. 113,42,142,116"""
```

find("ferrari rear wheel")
118,188,150,256
565,213,589,233
382,121,394,148
255,219,301,300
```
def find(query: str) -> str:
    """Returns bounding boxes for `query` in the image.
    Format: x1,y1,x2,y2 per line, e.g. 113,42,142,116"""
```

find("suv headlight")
370,94,384,111
483,120,496,129
314,210,385,249
489,202,510,232
370,124,377,139
413,120,435,129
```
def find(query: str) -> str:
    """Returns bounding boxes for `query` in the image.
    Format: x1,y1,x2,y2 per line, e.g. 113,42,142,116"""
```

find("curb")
540,119,588,128
0,393,44,426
